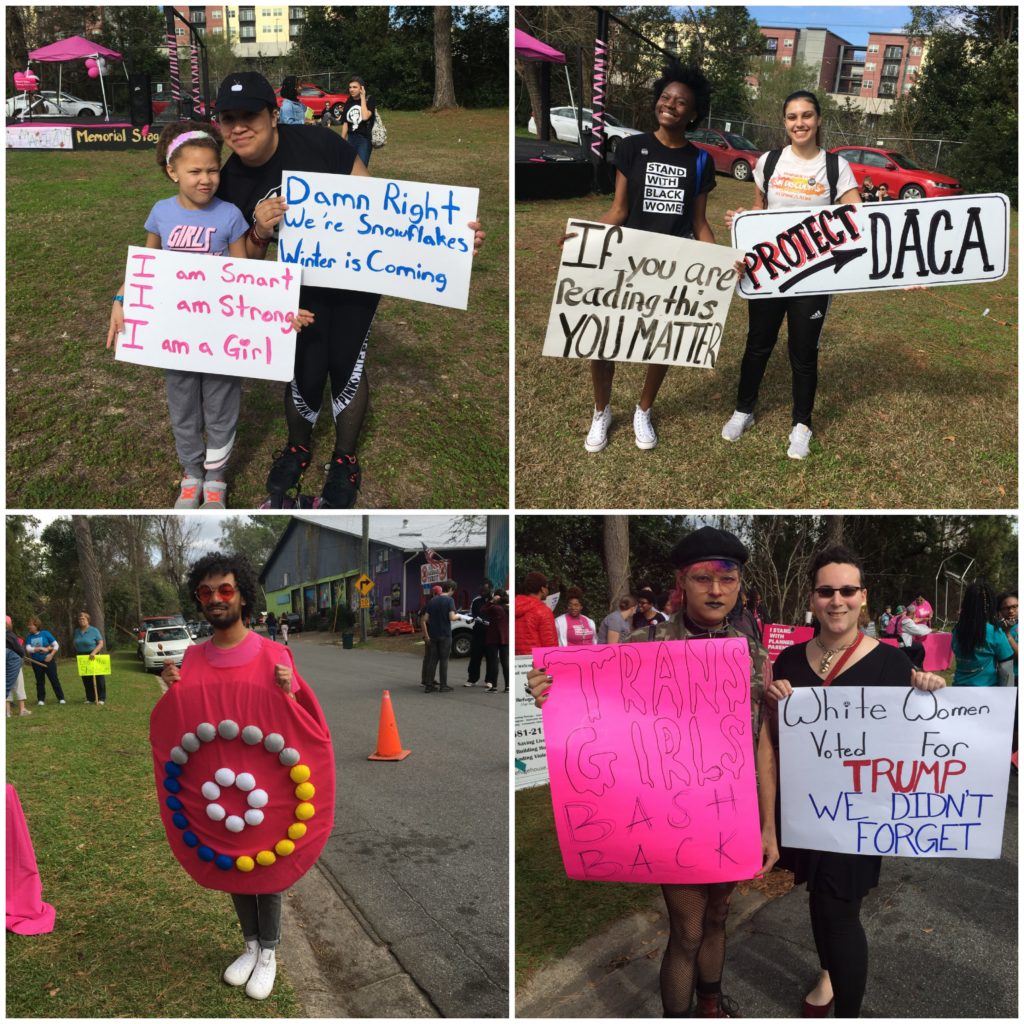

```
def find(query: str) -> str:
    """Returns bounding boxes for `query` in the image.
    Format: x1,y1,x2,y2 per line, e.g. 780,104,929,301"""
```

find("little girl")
107,121,311,508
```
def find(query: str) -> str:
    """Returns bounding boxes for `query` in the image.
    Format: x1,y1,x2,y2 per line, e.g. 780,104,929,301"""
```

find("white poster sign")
114,247,300,381
779,686,1015,859
514,656,549,790
733,193,1009,298
276,170,479,310
6,125,73,150
542,220,745,368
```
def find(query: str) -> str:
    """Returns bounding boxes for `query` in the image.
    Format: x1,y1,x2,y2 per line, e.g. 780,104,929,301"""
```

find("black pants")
467,627,487,683
422,637,452,687
31,661,65,703
484,643,508,689
230,892,282,950
808,890,868,1017
735,293,831,429
82,675,107,702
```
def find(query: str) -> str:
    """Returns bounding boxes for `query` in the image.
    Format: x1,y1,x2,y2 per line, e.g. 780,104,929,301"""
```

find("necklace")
814,634,858,674
682,613,729,639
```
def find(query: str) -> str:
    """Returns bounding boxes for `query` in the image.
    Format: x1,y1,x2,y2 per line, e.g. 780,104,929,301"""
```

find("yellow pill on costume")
256,850,277,866
294,782,316,801
289,764,311,784
288,822,307,840
275,839,295,856
236,855,255,872
295,802,315,821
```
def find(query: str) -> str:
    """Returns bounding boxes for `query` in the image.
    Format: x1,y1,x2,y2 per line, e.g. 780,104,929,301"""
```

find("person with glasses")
528,526,770,1018
631,589,668,638
159,551,322,1000
759,545,945,1018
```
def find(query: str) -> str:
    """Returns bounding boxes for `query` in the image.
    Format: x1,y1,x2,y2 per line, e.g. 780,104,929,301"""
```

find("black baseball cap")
670,526,749,569
215,72,277,113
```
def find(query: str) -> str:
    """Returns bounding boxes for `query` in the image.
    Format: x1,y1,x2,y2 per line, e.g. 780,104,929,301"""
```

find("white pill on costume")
244,809,264,826
225,815,245,833
235,772,256,792
196,722,217,742
279,747,300,766
263,733,285,753
206,803,226,821
218,719,239,740
247,789,269,808
201,781,221,800
242,725,263,744
170,746,188,765
181,733,200,752
214,767,236,787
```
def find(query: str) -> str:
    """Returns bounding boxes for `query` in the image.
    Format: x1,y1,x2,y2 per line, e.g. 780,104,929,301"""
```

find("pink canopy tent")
514,28,566,65
27,35,123,121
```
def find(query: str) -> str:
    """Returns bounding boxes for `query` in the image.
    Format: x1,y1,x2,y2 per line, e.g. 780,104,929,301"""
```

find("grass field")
6,653,301,1017
515,177,1017,509
6,108,508,510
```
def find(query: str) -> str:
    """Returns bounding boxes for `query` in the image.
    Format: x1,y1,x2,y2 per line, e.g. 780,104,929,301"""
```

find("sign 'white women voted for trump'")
115,247,300,382
733,193,1009,298
276,171,479,310
542,220,745,369
779,686,1016,859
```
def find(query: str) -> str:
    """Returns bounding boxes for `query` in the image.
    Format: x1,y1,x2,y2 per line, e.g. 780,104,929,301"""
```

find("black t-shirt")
216,124,357,233
768,640,913,898
341,95,376,139
614,133,716,237
426,595,455,639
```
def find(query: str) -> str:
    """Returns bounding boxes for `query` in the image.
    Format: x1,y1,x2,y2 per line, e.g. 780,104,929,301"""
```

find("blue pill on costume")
198,845,215,862
166,796,183,810
165,761,183,777
172,812,189,829
163,777,182,793
183,831,199,847
215,853,233,870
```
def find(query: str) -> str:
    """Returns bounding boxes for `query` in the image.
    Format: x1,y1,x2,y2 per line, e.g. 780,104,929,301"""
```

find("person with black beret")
527,524,770,1017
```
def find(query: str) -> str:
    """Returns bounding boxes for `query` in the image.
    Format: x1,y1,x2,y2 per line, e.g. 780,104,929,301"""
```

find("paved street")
287,638,509,1018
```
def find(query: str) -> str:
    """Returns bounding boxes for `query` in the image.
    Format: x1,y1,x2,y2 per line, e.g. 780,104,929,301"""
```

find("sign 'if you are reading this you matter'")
276,170,479,310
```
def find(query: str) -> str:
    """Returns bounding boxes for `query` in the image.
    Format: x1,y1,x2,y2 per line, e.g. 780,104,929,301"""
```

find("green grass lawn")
6,652,302,1017
6,108,508,510
515,177,1017,509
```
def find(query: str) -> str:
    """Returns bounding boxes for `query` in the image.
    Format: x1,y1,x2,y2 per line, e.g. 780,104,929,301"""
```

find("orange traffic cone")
368,690,412,761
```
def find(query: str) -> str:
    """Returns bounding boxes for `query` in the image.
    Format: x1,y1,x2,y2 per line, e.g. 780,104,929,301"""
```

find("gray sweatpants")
230,892,282,950
165,370,241,479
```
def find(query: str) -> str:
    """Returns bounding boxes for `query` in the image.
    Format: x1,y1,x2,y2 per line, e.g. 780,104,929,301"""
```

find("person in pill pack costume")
151,551,334,1001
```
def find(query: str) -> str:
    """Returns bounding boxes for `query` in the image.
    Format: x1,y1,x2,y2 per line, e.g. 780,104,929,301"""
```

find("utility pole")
361,515,370,643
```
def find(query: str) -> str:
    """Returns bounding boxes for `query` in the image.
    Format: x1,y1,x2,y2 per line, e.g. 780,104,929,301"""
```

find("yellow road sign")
355,574,375,595
359,597,370,608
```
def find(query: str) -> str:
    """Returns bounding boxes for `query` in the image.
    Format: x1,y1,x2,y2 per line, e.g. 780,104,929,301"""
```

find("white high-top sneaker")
245,947,277,1000
222,938,259,986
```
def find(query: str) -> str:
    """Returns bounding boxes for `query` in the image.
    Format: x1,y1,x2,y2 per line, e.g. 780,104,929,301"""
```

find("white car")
528,106,641,153
142,625,193,672
6,90,102,118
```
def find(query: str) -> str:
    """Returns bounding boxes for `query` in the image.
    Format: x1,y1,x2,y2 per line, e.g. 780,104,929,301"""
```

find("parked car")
686,128,764,181
528,106,642,154
828,146,962,200
137,614,186,658
450,610,476,658
142,625,193,672
274,83,349,123
5,90,101,118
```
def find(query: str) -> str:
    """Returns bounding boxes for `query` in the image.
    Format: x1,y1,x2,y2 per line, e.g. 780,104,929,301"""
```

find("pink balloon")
88,67,99,78
85,58,97,69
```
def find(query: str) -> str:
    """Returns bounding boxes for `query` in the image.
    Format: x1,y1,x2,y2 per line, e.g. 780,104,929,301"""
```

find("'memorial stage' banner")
538,639,761,884
543,220,745,368
733,194,1009,298
780,686,1015,858
276,171,479,310
115,247,299,381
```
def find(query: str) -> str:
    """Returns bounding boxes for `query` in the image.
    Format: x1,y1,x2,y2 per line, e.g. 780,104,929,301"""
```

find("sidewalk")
517,774,1017,1018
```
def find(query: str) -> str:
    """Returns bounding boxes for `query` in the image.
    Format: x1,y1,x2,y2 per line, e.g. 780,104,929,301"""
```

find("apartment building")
173,5,306,56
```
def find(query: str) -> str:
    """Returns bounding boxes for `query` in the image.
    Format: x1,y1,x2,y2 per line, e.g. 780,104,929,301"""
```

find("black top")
341,95,376,139
767,640,914,899
614,134,715,238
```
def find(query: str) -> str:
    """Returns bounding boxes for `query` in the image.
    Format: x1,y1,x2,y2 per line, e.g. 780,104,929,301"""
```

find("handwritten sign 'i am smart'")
115,247,300,382
276,171,479,310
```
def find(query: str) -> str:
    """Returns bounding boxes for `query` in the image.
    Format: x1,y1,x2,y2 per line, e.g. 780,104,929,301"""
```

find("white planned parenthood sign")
779,686,1016,859
115,247,299,381
514,656,549,790
543,220,745,368
733,193,1009,298
276,170,479,310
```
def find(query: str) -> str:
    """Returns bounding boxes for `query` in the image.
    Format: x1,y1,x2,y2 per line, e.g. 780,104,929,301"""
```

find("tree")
6,516,44,629
72,515,105,635
603,516,630,611
432,6,457,108
219,516,289,569
154,516,201,608
684,6,763,120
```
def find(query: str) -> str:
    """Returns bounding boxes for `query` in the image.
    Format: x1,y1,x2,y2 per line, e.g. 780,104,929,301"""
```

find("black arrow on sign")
778,246,867,293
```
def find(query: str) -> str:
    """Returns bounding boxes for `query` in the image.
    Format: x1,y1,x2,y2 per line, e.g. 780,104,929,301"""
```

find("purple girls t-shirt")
144,196,248,254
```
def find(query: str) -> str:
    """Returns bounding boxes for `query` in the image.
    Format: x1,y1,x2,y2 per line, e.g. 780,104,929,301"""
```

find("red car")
274,83,349,123
686,128,764,181
829,146,961,200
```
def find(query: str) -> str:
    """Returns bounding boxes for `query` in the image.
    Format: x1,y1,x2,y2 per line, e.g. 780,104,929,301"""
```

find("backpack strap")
826,149,840,204
695,147,708,188
760,148,782,200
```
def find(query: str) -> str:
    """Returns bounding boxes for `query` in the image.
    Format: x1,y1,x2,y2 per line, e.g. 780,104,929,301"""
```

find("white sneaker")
38,701,44,706
584,405,612,453
223,939,260,986
174,476,204,510
633,405,657,449
787,424,813,459
59,699,66,705
245,947,277,1000
721,410,755,442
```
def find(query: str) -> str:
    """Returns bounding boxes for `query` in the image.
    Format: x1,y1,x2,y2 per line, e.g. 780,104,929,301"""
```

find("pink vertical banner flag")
537,639,762,884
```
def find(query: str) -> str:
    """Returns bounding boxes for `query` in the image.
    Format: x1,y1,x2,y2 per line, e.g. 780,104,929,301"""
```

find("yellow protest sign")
77,654,112,676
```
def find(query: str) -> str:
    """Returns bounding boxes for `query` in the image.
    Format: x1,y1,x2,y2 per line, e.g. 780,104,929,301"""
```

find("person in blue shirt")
996,590,1018,681
951,581,1014,686
25,616,66,705
278,77,306,125
73,611,106,705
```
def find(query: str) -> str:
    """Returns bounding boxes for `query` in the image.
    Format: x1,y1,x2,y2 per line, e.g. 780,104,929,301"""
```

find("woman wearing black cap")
212,71,483,509
528,525,769,1018
759,544,945,1018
